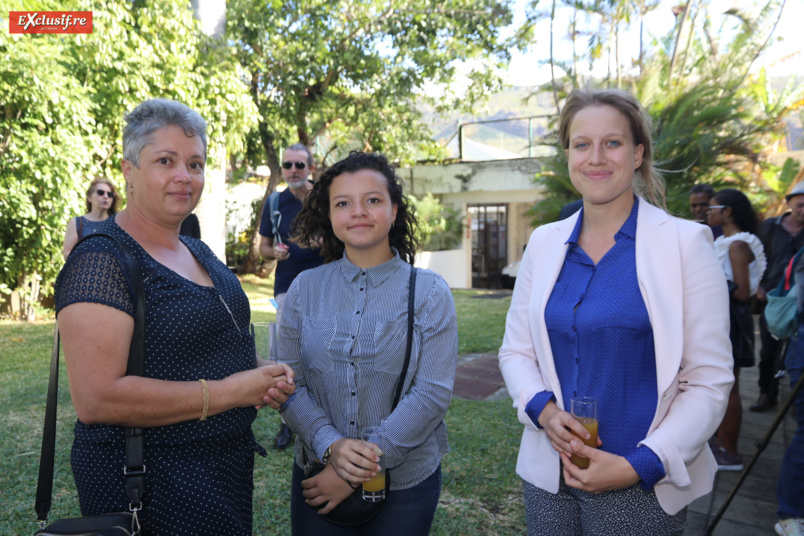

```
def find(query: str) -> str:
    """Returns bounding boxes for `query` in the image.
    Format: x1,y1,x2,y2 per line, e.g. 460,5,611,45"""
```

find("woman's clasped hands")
223,362,295,410
538,401,640,493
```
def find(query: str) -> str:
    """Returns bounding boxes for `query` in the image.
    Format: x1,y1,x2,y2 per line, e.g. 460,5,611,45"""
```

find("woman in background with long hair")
707,188,766,471
63,177,120,259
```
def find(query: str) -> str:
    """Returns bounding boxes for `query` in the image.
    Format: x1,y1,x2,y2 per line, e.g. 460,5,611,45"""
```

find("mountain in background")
420,87,558,159
421,77,803,159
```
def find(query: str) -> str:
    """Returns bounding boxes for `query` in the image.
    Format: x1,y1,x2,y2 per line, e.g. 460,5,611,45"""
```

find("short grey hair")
285,143,313,167
123,99,207,166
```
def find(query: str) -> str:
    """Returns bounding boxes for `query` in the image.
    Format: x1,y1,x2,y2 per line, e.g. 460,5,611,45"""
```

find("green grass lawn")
0,277,522,535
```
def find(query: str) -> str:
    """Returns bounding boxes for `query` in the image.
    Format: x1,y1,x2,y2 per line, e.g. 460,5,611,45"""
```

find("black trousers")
758,313,782,398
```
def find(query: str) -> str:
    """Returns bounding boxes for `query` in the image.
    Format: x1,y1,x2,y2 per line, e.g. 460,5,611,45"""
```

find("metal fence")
456,115,556,161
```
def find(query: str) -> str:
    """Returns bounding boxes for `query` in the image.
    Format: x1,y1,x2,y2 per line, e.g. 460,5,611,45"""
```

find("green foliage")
0,0,256,315
227,0,517,167
770,158,802,195
525,0,803,226
226,197,263,267
645,83,759,215
0,32,101,300
411,193,464,251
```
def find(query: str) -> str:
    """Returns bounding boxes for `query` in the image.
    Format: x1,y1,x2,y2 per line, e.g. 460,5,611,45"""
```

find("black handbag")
34,233,147,536
303,264,417,527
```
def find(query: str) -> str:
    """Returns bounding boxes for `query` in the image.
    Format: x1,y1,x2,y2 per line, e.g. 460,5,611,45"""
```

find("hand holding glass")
360,426,386,502
570,396,598,469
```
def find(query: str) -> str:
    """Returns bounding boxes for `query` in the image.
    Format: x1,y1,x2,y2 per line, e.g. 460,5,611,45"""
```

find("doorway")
469,204,507,289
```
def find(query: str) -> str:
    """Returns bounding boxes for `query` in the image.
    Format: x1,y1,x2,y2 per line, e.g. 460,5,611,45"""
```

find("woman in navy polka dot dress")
499,89,733,535
54,99,295,535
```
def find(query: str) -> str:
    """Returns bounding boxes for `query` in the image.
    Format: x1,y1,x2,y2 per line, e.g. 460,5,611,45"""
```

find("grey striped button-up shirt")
279,252,458,489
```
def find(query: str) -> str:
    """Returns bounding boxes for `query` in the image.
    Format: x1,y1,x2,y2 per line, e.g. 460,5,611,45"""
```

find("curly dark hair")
713,188,758,235
293,152,420,264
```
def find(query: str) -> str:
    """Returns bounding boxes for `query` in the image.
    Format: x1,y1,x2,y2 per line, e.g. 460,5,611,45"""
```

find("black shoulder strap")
34,323,62,523
76,216,84,239
391,264,417,409
35,232,146,525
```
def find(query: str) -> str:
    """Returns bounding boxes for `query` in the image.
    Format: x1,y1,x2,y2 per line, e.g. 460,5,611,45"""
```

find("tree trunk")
638,16,644,76
615,24,621,89
240,121,284,275
191,0,228,261
669,1,692,82
15,272,40,322
549,0,560,114
570,10,578,86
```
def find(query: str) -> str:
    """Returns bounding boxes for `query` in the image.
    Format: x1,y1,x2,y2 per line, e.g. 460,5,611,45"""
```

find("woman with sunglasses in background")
63,177,120,258
706,189,766,471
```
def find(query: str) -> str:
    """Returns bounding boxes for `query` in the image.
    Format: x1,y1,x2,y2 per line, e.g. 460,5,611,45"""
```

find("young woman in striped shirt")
278,152,459,536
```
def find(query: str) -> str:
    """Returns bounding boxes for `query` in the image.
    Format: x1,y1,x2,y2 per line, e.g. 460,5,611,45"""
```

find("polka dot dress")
55,216,265,535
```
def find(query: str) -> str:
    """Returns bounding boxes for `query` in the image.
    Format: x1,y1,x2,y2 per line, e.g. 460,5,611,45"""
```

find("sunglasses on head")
282,161,307,170
95,190,114,198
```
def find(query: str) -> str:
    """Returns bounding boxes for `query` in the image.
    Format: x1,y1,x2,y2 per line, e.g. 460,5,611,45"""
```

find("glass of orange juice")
570,396,598,469
360,426,386,502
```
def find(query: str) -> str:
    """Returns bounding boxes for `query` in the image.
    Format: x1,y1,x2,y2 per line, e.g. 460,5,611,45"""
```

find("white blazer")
499,197,734,515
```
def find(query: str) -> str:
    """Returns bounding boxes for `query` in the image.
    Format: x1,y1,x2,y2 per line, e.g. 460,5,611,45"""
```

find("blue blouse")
525,200,665,489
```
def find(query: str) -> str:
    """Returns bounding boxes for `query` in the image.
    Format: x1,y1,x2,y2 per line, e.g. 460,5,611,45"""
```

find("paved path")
452,351,797,535
452,353,508,401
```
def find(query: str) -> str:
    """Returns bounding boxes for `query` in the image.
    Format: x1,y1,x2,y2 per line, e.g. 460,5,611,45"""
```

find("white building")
406,157,544,289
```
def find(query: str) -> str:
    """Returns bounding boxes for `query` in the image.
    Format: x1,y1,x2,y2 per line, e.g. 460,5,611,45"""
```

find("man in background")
690,183,722,239
259,143,324,449
754,182,804,412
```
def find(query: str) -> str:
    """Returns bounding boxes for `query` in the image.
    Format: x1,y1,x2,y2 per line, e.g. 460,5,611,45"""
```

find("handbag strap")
392,264,417,409
784,255,796,291
35,232,147,525
784,247,804,292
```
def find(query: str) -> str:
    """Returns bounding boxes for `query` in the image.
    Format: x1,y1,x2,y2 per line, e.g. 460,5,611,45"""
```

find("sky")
504,0,803,87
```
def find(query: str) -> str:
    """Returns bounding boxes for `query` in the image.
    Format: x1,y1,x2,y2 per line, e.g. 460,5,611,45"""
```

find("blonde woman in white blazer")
499,89,733,535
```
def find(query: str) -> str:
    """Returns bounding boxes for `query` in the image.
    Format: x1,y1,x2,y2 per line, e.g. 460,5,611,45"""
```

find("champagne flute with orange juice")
570,396,598,469
360,426,386,502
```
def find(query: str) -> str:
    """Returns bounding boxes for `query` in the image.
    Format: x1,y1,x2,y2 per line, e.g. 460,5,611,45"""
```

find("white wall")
226,182,268,238
194,161,227,261
415,249,470,289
